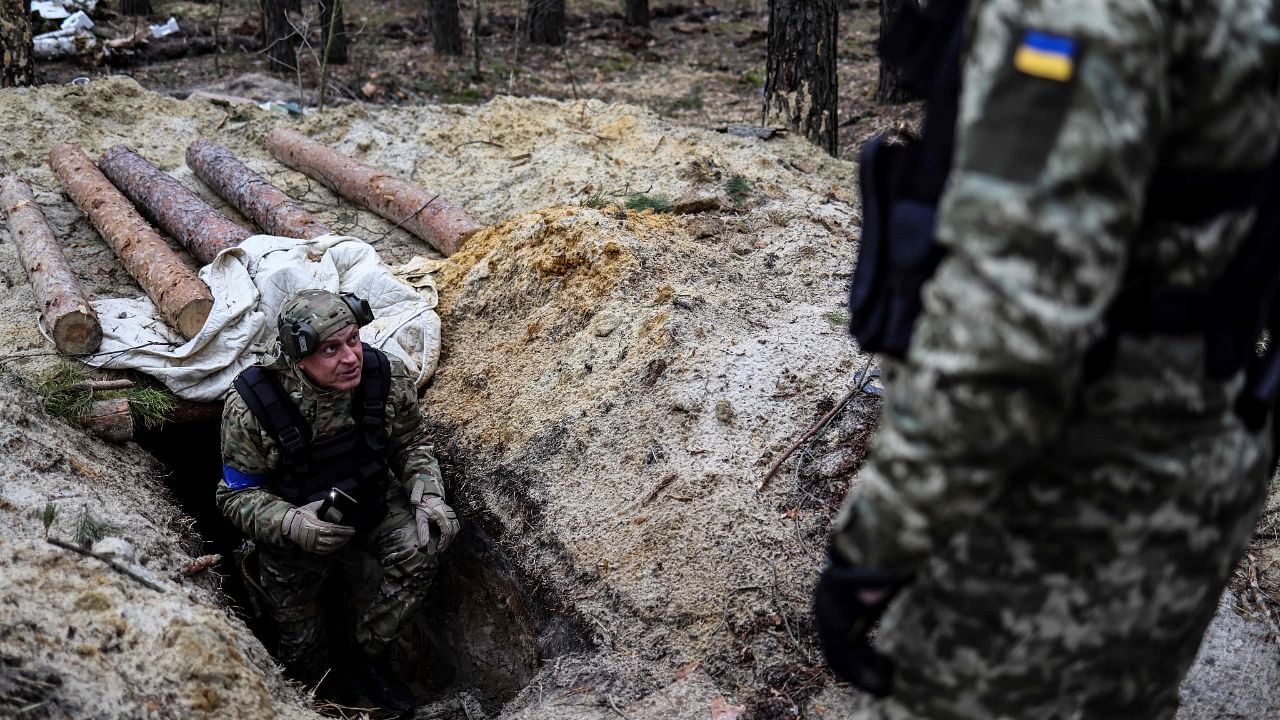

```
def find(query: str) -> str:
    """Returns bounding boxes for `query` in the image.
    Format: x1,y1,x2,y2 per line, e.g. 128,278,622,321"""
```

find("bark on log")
98,145,250,264
167,399,222,425
84,397,134,442
265,127,480,256
49,144,213,339
0,175,103,355
186,139,331,240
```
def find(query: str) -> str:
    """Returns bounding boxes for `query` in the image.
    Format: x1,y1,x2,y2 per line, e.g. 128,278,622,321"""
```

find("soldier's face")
297,324,363,392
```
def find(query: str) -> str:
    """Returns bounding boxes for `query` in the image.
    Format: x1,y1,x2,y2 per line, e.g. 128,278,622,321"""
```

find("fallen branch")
98,145,251,264
640,472,677,507
69,379,135,393
266,127,481,256
756,355,877,492
47,536,166,592
49,144,213,339
186,139,332,240
0,175,103,355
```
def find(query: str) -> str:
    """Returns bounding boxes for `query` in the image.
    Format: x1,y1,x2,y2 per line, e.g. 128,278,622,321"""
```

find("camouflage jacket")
217,352,444,546
833,0,1280,573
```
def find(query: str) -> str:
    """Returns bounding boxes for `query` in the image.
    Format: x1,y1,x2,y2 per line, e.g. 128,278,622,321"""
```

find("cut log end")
52,310,104,355
84,397,134,443
176,299,214,339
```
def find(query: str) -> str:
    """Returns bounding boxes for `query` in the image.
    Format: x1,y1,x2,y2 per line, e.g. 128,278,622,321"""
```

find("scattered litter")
29,0,96,20
33,10,97,59
256,100,306,117
149,17,180,39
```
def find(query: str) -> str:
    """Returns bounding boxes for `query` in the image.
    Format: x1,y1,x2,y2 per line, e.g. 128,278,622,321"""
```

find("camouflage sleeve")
216,390,295,546
386,356,445,502
832,0,1164,571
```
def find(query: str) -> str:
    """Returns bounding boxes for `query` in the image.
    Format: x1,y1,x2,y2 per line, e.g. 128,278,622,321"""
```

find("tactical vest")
848,0,1280,428
233,344,392,530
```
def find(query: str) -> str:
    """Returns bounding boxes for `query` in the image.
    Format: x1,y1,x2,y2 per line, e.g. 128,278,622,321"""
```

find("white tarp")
82,234,441,403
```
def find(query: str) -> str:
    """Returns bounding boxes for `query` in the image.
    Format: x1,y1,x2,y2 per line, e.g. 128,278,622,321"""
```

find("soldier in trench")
216,289,459,715
817,0,1280,718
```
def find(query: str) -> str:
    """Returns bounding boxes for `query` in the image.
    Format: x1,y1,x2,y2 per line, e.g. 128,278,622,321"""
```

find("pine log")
185,139,332,240
98,145,251,264
84,397,133,442
265,127,480,256
49,144,213,339
0,175,103,355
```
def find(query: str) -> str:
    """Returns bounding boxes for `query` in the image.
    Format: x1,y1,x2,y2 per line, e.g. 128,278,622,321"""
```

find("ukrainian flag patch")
1013,30,1076,82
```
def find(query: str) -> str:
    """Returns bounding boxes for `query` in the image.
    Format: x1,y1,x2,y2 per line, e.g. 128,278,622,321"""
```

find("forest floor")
33,0,913,160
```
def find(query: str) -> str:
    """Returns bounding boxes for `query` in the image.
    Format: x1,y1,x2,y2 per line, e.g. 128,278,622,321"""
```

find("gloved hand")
813,547,910,697
415,495,460,554
281,499,355,555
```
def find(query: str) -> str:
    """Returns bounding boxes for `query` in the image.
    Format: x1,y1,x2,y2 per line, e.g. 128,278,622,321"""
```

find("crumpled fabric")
83,234,440,402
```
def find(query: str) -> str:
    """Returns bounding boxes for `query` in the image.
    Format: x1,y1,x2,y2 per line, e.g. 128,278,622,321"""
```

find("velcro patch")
1013,30,1077,82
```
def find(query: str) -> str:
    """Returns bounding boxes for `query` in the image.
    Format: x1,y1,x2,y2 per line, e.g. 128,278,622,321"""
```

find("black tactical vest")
233,345,392,530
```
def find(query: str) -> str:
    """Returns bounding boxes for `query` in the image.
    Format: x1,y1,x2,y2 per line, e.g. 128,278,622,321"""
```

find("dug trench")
135,415,589,716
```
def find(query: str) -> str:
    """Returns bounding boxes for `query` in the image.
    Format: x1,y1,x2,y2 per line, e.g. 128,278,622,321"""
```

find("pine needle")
38,362,175,430
624,192,673,213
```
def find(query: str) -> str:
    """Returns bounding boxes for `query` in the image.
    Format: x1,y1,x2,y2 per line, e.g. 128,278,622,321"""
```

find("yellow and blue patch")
1013,30,1077,82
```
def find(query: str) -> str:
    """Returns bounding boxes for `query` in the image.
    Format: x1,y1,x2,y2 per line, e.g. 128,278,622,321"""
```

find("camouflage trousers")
860,342,1273,720
256,494,437,683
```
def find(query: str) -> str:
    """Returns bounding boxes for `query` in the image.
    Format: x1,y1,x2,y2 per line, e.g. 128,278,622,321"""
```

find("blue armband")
222,464,270,490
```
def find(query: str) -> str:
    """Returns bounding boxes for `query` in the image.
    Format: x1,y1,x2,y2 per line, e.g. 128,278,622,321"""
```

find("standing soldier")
218,289,460,716
817,0,1280,718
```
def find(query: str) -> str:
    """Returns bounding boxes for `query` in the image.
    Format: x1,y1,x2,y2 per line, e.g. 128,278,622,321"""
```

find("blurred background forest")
2,0,916,159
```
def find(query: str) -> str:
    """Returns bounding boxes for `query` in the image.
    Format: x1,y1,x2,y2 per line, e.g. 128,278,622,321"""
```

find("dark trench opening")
135,418,581,716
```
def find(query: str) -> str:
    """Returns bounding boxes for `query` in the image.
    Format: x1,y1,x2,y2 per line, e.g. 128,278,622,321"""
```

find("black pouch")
848,134,945,358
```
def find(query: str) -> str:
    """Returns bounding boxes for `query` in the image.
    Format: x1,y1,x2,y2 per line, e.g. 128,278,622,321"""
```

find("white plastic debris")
149,17,179,39
60,10,94,31
29,0,97,21
32,29,97,59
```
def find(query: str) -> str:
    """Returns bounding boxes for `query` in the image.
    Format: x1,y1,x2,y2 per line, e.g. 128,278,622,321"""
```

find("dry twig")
47,536,165,592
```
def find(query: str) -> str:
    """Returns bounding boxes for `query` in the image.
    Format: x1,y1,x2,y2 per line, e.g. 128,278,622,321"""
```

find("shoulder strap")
232,366,312,462
352,345,392,452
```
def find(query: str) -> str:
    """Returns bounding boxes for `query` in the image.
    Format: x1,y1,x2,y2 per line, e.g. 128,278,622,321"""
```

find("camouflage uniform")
831,1,1280,718
218,348,445,682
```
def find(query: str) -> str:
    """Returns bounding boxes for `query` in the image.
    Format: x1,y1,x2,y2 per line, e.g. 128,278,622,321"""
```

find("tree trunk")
625,0,649,28
429,0,464,56
120,0,153,16
186,139,332,240
266,127,481,256
263,0,297,74
98,145,251,265
528,0,565,46
318,0,348,65
764,0,838,156
48,144,213,340
876,0,915,104
0,175,102,355
0,0,34,88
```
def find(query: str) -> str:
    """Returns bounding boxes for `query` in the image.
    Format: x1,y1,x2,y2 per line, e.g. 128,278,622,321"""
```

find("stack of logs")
0,129,481,440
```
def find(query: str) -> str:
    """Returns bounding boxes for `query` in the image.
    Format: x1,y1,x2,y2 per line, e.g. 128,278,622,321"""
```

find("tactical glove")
813,548,910,697
415,495,460,554
281,500,355,554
